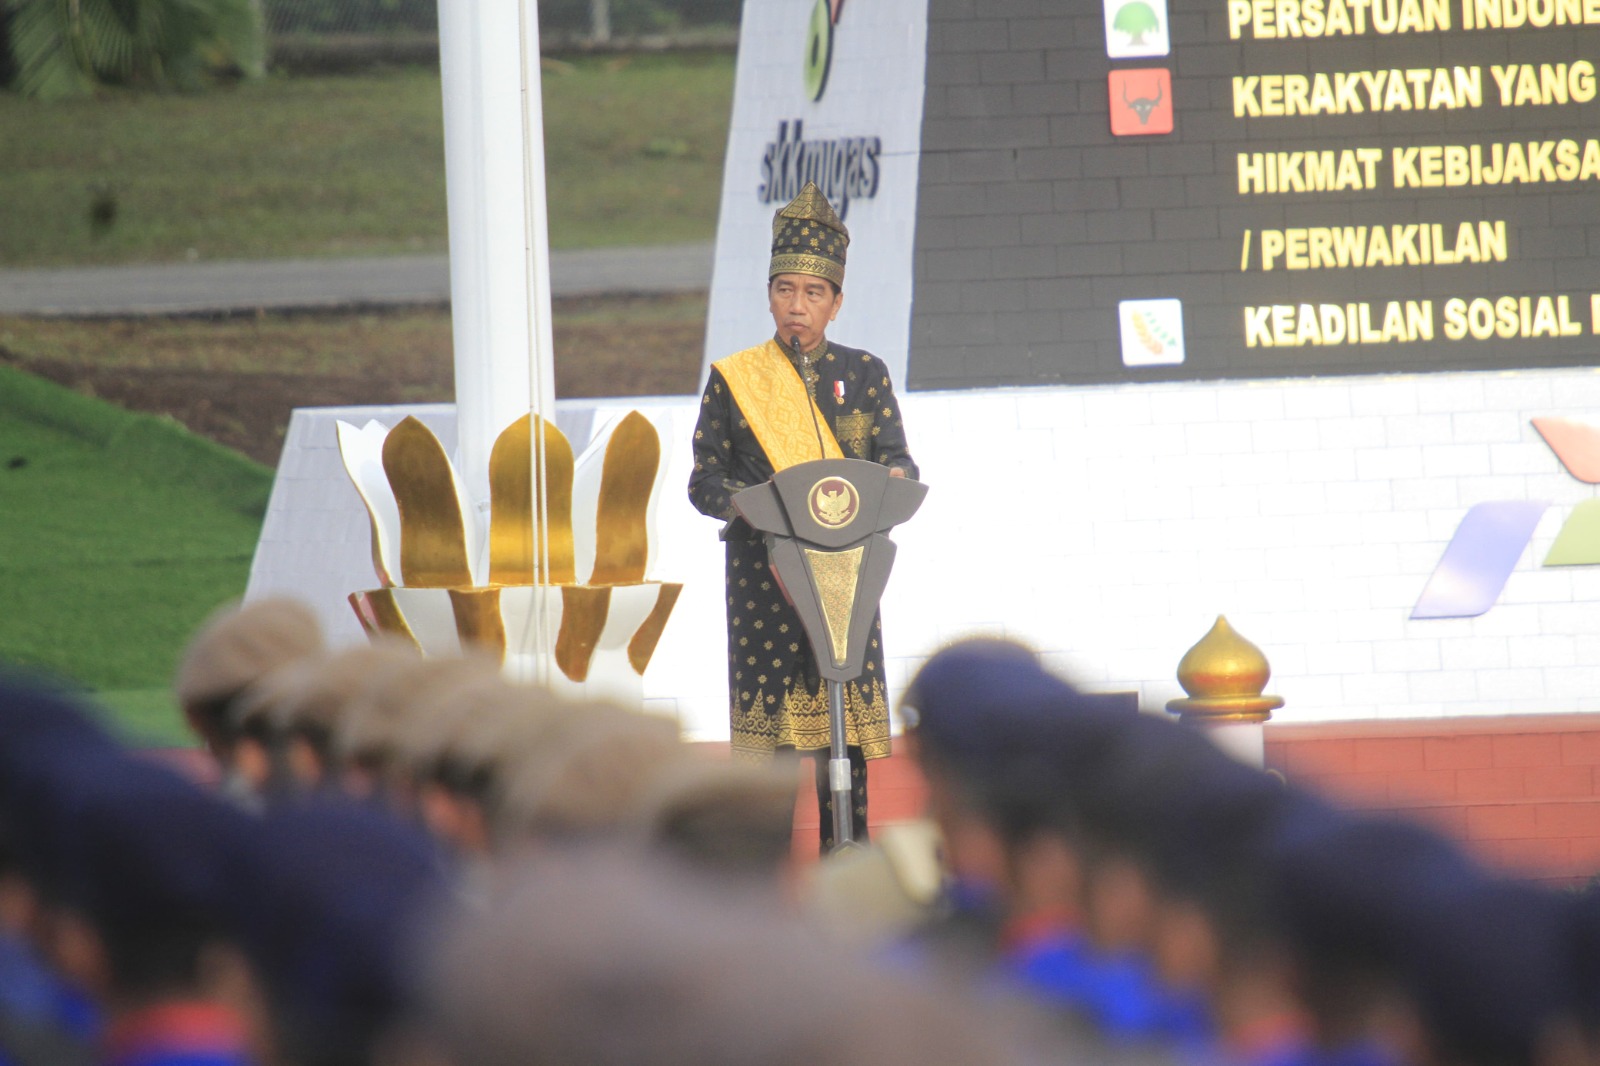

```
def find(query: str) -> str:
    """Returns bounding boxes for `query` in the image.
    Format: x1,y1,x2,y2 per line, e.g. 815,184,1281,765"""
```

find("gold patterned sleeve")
869,360,919,481
687,367,751,520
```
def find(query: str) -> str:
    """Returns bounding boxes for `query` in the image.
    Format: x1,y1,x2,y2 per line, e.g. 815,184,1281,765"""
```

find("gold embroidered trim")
769,252,844,287
714,340,844,471
834,412,873,458
771,182,849,239
804,545,864,667
729,677,891,761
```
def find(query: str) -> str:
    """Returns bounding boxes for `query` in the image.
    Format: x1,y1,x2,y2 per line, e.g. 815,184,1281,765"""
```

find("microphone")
792,333,828,460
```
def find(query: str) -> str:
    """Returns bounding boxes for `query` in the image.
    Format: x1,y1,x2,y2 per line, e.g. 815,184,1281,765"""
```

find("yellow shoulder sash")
714,339,844,471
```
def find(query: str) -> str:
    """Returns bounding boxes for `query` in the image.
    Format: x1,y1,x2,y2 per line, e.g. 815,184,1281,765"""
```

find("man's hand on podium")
889,467,907,478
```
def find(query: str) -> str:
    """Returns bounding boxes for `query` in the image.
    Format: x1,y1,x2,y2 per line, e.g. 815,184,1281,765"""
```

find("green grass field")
0,366,272,744
0,53,733,267
0,54,732,740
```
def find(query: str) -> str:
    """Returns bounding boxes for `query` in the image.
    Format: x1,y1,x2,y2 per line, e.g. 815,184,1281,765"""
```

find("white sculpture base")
350,581,681,709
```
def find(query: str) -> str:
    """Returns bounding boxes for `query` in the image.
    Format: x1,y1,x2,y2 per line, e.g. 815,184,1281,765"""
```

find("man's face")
768,273,843,354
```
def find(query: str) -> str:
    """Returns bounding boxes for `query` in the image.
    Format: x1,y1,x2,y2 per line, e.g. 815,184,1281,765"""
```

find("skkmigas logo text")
759,120,880,220
758,0,881,219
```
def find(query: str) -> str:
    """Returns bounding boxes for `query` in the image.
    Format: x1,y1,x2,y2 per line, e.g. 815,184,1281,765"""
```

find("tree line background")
0,0,741,98
262,0,739,36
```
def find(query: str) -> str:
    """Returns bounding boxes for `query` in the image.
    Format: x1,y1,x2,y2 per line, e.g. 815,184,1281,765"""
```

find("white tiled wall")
248,364,1600,744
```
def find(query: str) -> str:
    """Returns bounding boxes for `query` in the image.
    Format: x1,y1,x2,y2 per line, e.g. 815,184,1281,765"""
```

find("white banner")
702,0,930,388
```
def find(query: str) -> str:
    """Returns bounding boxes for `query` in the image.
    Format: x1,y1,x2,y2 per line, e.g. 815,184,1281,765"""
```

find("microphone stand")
792,332,857,852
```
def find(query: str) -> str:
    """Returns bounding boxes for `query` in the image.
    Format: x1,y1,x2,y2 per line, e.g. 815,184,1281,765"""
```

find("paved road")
0,241,714,316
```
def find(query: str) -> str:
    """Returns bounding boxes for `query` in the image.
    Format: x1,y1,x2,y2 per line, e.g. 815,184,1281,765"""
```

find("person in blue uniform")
893,641,1050,982
0,678,109,1066
222,799,449,1066
899,639,1196,1047
43,756,258,1066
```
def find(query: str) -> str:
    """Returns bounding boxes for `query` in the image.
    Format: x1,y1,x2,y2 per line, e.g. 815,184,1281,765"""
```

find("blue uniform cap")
1067,712,1233,853
1400,877,1568,1066
4,744,132,902
0,674,125,883
223,798,450,1066
1267,806,1569,1066
0,673,119,780
901,638,1134,833
1268,808,1475,971
57,756,246,937
900,639,1058,739
1560,889,1600,1034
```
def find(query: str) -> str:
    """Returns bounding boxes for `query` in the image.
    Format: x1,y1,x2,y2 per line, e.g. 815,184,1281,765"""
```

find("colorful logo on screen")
1109,69,1173,136
1413,419,1600,619
804,0,847,101
1118,299,1186,367
1104,0,1171,57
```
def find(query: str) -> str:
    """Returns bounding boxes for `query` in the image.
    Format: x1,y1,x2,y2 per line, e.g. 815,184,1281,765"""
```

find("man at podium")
688,181,918,851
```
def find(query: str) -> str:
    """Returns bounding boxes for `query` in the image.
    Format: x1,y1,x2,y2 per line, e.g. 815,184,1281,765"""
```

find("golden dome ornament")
1166,615,1284,725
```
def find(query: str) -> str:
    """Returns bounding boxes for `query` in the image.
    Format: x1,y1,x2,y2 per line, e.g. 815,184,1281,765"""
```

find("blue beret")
0,674,118,772
1268,810,1485,974
976,696,1145,839
902,640,1135,830
904,640,1129,762
901,639,1060,739
1074,713,1291,914
0,675,124,877
57,757,246,939
5,745,132,900
1561,889,1600,1032
223,798,450,1065
1266,808,1568,1062
1068,712,1224,849
1154,754,1290,892
1399,877,1567,1066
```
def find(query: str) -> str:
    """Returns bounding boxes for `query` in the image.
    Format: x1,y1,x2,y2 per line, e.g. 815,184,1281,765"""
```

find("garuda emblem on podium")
810,477,859,529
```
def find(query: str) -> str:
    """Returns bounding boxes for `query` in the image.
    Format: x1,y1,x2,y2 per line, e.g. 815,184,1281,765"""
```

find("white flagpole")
517,0,559,686
438,0,559,685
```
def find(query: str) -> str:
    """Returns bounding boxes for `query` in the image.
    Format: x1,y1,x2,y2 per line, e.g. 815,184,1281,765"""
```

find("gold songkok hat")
769,181,849,288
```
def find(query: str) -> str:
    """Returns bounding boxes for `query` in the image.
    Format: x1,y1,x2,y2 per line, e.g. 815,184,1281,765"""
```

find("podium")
732,459,927,851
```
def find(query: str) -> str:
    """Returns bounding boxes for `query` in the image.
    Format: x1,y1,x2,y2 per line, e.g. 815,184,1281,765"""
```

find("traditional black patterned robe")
688,337,918,762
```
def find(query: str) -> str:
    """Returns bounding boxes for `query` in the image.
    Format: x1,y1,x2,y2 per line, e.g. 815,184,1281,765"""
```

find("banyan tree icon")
336,410,681,705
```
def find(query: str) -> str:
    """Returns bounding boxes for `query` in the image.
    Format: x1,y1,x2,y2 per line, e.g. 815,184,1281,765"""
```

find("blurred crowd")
2,598,1599,1066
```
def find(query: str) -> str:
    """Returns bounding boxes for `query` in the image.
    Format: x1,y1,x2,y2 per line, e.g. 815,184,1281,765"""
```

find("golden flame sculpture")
336,411,681,705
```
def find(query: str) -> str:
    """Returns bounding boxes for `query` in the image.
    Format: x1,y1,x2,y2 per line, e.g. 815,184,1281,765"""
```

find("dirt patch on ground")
0,294,708,466
0,358,435,465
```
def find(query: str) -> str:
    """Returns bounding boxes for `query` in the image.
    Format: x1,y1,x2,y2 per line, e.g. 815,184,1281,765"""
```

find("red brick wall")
792,715,1600,884
1265,715,1600,887
159,719,1600,883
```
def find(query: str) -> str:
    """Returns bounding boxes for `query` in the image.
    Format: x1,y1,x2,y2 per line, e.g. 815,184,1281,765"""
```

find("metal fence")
261,0,741,38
